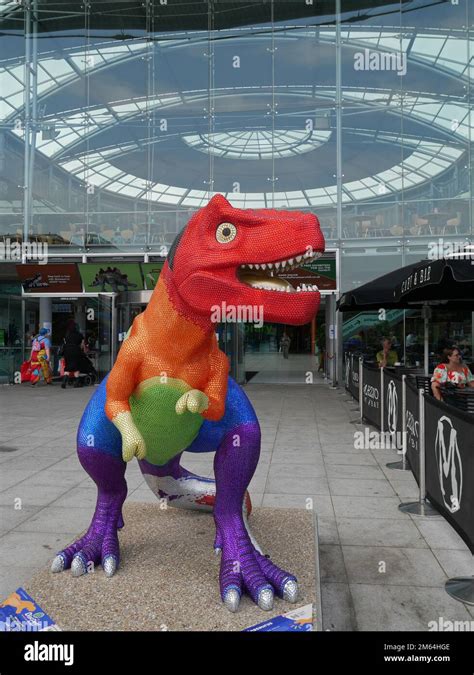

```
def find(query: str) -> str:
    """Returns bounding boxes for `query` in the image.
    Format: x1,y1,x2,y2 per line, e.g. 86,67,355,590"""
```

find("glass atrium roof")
1,24,472,208
182,130,332,159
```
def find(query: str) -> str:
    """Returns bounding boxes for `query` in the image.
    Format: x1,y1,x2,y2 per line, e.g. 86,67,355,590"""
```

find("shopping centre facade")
0,0,473,381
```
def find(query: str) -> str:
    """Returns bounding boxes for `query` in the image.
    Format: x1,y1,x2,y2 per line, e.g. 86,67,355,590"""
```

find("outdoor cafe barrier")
343,354,474,603
424,395,474,554
344,352,360,402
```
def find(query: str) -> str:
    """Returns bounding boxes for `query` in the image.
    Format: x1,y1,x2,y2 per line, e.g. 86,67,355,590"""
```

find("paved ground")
0,376,473,631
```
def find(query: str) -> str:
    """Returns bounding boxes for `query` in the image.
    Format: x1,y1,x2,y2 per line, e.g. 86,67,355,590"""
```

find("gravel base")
24,504,317,631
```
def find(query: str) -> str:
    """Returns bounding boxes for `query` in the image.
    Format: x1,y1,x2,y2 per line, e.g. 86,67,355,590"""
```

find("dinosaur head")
163,194,325,327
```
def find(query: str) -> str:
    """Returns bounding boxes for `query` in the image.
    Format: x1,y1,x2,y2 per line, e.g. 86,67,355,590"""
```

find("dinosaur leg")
51,378,127,578
189,378,297,612
213,421,298,612
138,454,252,515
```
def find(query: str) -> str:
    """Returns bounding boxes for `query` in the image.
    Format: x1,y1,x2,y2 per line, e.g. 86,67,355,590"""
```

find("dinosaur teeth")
295,284,319,292
240,250,322,272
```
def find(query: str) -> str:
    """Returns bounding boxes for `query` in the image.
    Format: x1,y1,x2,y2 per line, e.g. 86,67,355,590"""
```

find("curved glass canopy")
1,20,472,212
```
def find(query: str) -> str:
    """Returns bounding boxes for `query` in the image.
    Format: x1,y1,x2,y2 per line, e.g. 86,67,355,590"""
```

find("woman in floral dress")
431,347,474,401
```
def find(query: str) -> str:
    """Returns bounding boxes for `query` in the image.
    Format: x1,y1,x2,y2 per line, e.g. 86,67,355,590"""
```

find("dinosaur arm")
105,339,139,420
105,339,147,462
201,346,230,421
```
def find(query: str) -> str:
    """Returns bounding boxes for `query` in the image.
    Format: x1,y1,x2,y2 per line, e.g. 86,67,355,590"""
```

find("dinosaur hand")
112,411,147,462
175,389,209,415
121,427,146,463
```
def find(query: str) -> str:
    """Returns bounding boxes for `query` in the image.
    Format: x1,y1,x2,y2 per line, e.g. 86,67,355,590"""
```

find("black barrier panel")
350,355,360,401
362,365,381,428
424,395,474,554
344,353,360,401
344,353,351,393
405,378,420,484
383,368,403,450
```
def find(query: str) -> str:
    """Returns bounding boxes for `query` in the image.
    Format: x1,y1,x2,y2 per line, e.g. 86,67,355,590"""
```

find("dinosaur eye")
216,222,237,244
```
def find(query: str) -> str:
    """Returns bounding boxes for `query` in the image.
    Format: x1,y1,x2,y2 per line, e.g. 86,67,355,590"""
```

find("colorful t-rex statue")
52,195,324,613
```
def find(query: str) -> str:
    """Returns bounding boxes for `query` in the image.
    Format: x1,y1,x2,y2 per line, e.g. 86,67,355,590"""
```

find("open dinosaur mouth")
237,250,323,293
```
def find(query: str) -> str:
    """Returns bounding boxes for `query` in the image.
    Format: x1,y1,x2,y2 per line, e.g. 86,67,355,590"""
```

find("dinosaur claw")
257,587,274,611
223,587,241,613
71,554,88,577
51,554,66,574
102,555,118,578
282,578,298,603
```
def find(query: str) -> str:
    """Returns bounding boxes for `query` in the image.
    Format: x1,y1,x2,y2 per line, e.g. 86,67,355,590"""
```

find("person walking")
280,332,291,360
30,327,53,385
61,322,85,389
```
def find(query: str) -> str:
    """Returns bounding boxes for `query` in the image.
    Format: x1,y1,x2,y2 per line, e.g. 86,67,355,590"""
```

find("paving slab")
349,583,473,631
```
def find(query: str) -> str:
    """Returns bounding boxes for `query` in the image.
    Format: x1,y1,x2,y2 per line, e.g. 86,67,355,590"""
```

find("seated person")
431,347,474,401
376,338,399,368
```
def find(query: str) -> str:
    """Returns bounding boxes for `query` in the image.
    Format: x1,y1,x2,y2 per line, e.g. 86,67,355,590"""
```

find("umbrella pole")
423,303,429,376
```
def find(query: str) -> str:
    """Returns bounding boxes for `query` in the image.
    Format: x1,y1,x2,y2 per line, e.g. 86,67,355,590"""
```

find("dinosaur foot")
51,531,120,578
51,501,123,578
215,515,298,613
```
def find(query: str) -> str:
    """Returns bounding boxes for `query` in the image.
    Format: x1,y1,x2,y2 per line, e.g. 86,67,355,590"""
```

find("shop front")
2,257,248,384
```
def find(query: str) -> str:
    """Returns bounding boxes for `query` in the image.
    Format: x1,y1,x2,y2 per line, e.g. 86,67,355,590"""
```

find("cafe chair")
414,374,434,397
69,233,85,246
442,212,461,235
121,229,134,243
360,218,373,237
101,228,115,241
389,224,404,236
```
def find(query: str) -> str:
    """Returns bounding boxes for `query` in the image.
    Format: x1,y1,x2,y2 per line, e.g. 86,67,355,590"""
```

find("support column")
23,2,31,245
326,294,337,384
74,299,87,335
336,292,343,384
39,297,52,338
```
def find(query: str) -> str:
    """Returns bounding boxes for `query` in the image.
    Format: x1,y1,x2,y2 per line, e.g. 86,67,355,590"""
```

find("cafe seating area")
339,201,469,238
0,198,470,248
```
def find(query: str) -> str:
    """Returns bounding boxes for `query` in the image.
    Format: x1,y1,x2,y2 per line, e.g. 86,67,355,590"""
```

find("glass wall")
0,292,23,383
0,1,472,267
